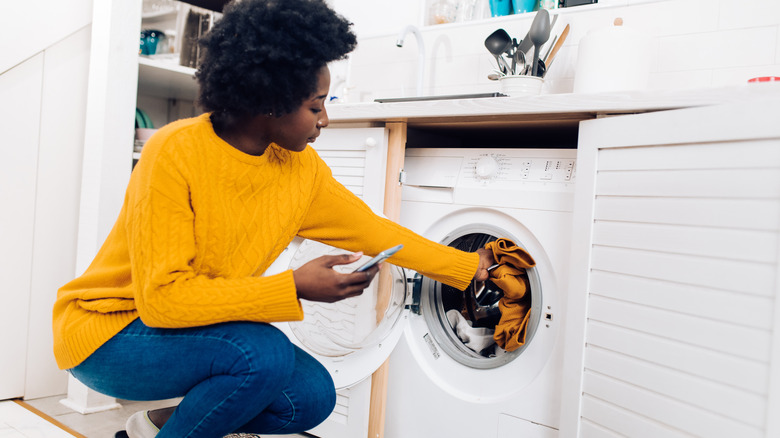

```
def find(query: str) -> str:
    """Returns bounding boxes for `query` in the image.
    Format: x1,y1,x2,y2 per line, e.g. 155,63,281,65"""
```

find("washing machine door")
401,210,562,403
264,237,410,390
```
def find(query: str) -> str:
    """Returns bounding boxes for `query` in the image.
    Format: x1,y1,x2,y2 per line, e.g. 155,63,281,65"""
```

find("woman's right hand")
292,253,379,303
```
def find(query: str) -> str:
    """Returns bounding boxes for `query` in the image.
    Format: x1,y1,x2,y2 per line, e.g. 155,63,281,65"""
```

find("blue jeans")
70,319,336,437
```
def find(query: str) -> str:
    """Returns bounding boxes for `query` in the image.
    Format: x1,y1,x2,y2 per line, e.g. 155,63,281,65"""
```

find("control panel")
462,151,576,186
402,148,577,211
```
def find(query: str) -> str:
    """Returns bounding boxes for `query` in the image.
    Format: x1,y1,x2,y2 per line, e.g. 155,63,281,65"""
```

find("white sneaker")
125,411,160,438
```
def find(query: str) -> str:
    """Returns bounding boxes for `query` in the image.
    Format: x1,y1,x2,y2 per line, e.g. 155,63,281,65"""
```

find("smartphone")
354,244,404,272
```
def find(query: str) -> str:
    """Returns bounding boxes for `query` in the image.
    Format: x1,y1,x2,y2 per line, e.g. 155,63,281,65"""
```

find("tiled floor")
16,396,310,438
21,396,179,438
0,400,79,437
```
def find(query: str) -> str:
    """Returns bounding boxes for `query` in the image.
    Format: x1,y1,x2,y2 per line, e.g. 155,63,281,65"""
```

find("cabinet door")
0,54,43,400
561,97,780,438
278,126,392,438
313,126,389,211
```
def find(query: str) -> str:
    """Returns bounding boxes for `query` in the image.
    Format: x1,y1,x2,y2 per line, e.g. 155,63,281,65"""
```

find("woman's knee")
290,347,337,429
219,322,296,385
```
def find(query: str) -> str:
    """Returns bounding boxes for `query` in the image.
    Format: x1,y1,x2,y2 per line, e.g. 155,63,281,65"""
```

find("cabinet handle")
365,137,377,149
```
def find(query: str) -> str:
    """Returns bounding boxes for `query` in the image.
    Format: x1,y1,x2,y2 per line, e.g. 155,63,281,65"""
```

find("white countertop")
327,83,780,124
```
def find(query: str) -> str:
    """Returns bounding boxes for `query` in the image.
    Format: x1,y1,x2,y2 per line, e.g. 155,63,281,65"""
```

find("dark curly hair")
195,0,356,122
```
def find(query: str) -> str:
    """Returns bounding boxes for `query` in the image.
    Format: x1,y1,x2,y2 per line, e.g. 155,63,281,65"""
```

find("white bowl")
135,128,158,142
499,75,543,97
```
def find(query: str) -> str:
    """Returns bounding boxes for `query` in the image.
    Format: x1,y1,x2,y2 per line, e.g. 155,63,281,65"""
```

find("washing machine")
383,147,577,438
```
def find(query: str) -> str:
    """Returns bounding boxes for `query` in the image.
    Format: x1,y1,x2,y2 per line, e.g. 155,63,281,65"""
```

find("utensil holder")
499,75,543,97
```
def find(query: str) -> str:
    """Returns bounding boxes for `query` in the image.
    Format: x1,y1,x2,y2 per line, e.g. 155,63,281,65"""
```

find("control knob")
475,155,499,180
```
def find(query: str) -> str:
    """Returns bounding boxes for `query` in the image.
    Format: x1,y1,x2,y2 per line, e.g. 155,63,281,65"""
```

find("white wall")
2,1,92,75
330,0,425,38
331,0,780,101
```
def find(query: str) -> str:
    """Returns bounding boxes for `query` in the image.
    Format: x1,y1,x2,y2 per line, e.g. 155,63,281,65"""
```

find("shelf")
141,7,178,20
137,56,198,100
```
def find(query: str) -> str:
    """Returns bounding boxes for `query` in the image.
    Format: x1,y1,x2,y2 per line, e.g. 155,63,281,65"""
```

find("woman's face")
272,66,331,152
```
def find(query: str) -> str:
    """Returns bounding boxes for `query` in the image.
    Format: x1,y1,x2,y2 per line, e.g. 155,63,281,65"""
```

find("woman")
53,0,494,437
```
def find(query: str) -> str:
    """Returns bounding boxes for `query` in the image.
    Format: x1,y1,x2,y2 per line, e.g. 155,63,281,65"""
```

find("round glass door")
286,239,409,358
419,225,543,370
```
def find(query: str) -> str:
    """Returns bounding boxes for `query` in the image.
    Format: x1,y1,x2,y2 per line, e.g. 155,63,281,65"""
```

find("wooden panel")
369,121,406,438
594,197,780,231
587,296,771,362
590,246,776,297
597,139,780,171
585,346,766,426
582,372,763,438
589,270,773,330
592,220,777,263
586,321,768,394
596,168,780,198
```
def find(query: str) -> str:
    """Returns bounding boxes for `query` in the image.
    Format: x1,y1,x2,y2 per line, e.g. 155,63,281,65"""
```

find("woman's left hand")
473,248,495,282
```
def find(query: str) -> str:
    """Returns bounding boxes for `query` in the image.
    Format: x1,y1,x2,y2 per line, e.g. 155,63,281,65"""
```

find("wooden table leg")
367,121,406,438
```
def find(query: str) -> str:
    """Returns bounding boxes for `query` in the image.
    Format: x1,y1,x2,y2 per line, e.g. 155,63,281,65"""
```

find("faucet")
396,25,425,97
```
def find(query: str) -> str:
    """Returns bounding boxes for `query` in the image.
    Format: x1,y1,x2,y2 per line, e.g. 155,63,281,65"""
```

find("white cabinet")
0,53,43,401
561,98,780,437
1,21,92,401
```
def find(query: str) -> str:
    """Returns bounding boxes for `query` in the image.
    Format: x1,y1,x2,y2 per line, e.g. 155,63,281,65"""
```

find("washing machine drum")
417,230,543,370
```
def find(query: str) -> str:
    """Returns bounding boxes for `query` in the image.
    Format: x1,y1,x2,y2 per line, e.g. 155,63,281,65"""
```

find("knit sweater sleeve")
298,155,479,291
126,145,302,329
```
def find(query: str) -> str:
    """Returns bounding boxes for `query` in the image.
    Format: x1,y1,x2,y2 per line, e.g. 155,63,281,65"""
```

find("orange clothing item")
485,238,536,352
53,113,479,370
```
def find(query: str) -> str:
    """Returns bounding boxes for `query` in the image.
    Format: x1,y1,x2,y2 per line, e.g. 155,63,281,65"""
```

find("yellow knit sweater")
53,113,478,370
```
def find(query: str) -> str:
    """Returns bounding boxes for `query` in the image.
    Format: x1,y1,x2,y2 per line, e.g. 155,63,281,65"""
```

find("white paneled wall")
333,0,780,101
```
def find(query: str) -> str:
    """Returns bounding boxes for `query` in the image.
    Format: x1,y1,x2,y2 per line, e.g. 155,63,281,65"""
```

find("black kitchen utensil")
485,29,513,74
529,9,551,77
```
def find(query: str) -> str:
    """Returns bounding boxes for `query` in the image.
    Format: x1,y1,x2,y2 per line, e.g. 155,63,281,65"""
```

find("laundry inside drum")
421,230,541,369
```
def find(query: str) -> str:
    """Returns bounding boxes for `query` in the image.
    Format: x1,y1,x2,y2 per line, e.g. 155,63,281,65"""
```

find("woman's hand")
473,248,495,282
293,252,379,303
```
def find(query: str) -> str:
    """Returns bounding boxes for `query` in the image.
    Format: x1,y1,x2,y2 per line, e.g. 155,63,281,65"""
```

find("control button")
475,156,499,180
540,172,553,180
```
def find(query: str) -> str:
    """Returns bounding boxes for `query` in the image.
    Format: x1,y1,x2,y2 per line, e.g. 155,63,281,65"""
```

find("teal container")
512,0,537,13
489,0,511,16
